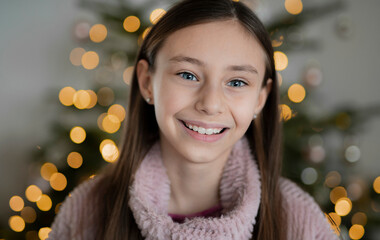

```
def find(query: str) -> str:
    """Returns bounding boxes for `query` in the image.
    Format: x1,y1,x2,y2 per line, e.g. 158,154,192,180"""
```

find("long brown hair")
81,0,285,239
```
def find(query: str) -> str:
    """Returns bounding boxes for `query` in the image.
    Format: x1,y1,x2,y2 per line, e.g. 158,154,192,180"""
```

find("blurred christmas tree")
2,0,380,239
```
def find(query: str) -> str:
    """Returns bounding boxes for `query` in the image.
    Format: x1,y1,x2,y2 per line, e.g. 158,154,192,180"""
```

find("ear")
136,59,154,104
254,78,273,115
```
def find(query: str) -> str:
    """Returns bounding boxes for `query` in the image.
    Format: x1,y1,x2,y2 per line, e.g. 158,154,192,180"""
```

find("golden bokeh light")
280,104,292,121
55,202,62,214
274,51,288,71
59,87,76,106
108,104,126,122
272,35,284,47
352,212,367,226
330,186,347,204
40,162,58,181
89,174,96,179
9,215,25,232
288,83,306,103
73,90,91,109
81,51,99,70
70,126,86,144
89,24,107,43
277,72,283,86
50,173,67,191
328,212,341,226
101,141,119,163
123,16,140,32
97,113,107,131
349,224,365,240
97,87,115,106
21,206,37,223
102,114,121,133
325,171,342,188
86,90,97,109
9,196,24,212
150,8,166,24
69,47,86,66
285,0,303,15
38,227,52,240
142,27,152,39
100,139,116,152
25,185,42,202
123,66,134,85
67,151,83,169
373,176,380,194
36,194,52,211
335,197,352,216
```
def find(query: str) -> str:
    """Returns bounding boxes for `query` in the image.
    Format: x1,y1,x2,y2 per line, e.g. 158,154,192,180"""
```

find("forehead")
156,20,267,76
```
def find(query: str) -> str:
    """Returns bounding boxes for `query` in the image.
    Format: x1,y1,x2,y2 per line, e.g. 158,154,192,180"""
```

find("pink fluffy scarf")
128,137,261,239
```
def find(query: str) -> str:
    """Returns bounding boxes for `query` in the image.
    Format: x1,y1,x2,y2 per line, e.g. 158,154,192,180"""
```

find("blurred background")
0,0,379,239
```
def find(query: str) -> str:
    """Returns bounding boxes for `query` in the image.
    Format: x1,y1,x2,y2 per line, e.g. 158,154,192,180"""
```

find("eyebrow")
169,55,258,75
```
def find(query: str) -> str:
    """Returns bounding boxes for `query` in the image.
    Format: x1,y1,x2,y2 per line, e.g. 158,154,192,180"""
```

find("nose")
195,83,226,115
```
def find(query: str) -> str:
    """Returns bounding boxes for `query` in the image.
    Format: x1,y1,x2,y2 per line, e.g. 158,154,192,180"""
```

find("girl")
49,0,338,239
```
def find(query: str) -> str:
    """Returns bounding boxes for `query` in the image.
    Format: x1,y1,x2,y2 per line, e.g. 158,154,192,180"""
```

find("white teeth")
184,122,223,135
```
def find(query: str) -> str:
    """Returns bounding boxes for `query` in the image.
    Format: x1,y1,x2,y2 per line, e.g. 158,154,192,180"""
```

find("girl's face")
137,20,272,165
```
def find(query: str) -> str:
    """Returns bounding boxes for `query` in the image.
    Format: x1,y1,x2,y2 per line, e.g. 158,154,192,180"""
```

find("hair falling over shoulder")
79,0,286,239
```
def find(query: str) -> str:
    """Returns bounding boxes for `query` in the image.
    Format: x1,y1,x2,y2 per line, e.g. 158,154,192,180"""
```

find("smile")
181,120,227,135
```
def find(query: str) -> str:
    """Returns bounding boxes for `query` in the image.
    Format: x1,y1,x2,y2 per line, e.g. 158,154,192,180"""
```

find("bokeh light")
69,48,86,66
335,197,352,216
25,185,42,202
352,212,367,226
50,173,67,191
150,8,166,24
123,66,134,85
89,24,107,43
280,104,292,121
38,227,52,240
97,113,107,131
142,27,152,39
373,176,380,194
70,126,86,144
328,212,341,226
26,230,39,240
59,87,76,106
67,152,83,169
55,202,62,214
349,224,365,240
100,139,119,162
102,114,121,133
9,215,25,232
9,196,24,212
345,145,361,163
73,90,91,109
81,51,99,70
108,104,126,122
301,167,318,185
123,16,140,32
274,51,288,71
86,90,97,109
21,206,37,223
277,72,283,86
330,186,347,204
97,87,115,106
325,171,342,188
288,83,306,103
285,0,303,15
36,194,52,211
40,162,58,181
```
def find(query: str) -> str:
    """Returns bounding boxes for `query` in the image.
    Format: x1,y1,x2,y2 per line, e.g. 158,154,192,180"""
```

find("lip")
178,119,229,143
180,119,229,129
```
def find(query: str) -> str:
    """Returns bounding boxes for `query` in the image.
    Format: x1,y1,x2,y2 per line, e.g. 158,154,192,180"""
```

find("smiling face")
137,20,272,166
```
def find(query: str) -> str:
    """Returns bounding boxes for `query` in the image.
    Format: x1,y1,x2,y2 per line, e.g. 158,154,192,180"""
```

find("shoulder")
279,177,339,240
48,177,101,240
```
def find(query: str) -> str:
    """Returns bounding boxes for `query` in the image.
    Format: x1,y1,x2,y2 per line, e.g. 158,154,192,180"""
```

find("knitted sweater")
48,138,338,240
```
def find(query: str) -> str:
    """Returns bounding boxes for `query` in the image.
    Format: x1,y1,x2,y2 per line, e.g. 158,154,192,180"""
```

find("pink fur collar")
128,137,261,239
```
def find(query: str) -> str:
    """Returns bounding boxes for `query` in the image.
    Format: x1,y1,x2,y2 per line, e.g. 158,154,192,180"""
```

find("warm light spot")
330,186,347,204
123,66,134,85
349,224,365,240
50,173,67,191
81,51,99,70
335,197,352,216
25,185,42,202
101,142,119,162
102,114,121,133
272,35,284,47
36,194,52,211
285,0,303,15
100,139,116,152
325,171,342,188
97,113,107,131
123,16,140,32
70,126,86,144
9,196,24,212
274,51,288,71
280,104,292,121
108,104,126,122
21,206,37,223
328,212,341,226
59,87,76,106
86,90,97,109
40,163,58,181
38,227,52,240
73,90,91,109
9,215,25,232
55,202,62,214
288,83,306,103
69,48,86,66
89,174,96,179
352,212,367,226
97,87,115,106
374,176,380,194
89,24,107,43
150,8,166,24
67,152,83,169
277,72,283,86
142,27,152,39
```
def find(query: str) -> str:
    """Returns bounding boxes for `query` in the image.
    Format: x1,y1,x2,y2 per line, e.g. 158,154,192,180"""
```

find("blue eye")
227,79,247,87
178,72,197,81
